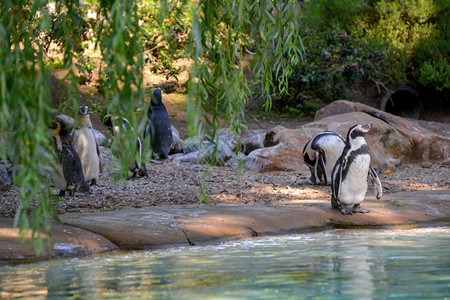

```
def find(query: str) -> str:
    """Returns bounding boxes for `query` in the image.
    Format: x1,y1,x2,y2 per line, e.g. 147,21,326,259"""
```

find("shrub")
418,56,450,91
285,0,449,115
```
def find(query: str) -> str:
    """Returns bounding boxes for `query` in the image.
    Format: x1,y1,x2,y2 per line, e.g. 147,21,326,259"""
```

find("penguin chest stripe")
341,146,369,181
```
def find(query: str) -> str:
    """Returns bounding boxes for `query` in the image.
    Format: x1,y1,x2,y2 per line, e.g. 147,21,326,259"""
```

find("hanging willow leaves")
185,0,304,202
1,0,304,252
96,0,145,179
0,0,58,254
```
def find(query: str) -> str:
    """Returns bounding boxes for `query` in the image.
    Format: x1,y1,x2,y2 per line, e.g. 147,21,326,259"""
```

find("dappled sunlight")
0,227,47,242
209,183,329,204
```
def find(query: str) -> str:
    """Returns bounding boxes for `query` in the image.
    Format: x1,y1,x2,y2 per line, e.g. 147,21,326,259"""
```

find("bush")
418,56,450,91
285,0,449,115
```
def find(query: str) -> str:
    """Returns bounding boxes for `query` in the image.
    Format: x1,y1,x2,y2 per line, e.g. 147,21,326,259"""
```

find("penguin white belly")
339,155,370,206
73,128,100,182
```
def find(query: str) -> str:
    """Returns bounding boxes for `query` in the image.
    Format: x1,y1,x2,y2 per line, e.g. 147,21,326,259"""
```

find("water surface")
1,227,449,299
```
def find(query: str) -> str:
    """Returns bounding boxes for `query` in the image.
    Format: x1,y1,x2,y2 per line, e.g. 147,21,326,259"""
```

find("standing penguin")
73,104,103,185
143,88,173,159
302,131,346,185
331,123,383,215
103,114,148,178
49,115,90,196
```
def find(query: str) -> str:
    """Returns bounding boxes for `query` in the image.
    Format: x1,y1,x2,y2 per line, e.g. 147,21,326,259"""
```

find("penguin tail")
79,180,91,193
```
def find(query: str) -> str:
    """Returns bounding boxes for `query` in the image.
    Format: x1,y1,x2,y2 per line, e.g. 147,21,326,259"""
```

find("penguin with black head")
144,88,173,159
331,123,382,215
73,104,103,185
49,114,90,196
103,114,148,178
303,131,346,185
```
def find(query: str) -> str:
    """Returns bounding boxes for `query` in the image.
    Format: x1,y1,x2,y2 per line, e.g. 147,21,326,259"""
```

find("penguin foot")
90,179,97,186
352,204,369,214
58,190,66,197
340,207,354,215
138,167,148,177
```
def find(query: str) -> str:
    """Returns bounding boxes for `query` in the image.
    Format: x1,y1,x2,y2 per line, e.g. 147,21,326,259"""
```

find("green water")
1,227,449,299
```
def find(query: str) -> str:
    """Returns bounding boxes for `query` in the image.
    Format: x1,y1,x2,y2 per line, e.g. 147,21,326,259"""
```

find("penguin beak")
361,123,373,132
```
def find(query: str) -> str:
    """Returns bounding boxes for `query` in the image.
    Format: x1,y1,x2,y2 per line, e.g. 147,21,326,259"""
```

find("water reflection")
1,227,449,299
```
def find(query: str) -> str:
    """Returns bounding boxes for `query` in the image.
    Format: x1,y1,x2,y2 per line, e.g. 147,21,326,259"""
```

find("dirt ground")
1,139,449,217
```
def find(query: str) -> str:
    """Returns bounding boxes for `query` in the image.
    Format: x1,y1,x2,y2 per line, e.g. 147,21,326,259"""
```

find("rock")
243,101,450,173
175,137,234,165
216,128,239,151
93,129,106,147
99,146,111,167
0,217,117,264
0,164,12,192
225,151,247,168
169,125,183,154
315,100,450,164
178,128,239,164
240,130,266,154
182,136,213,154
243,127,311,173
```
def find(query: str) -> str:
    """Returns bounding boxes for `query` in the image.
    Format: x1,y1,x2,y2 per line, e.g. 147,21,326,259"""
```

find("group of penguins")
49,86,382,216
49,88,172,196
302,123,383,215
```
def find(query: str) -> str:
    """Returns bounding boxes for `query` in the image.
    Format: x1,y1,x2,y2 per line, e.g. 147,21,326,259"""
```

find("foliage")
418,56,450,91
288,0,449,114
187,0,304,137
138,0,191,80
286,29,398,106
0,0,59,254
1,0,304,251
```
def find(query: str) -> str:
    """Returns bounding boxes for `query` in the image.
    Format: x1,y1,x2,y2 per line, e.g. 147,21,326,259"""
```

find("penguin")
73,104,103,185
49,114,90,196
143,88,173,159
302,131,346,185
103,114,148,178
331,123,383,215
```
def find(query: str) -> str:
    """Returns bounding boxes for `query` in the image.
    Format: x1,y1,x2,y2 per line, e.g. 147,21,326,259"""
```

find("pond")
1,227,449,299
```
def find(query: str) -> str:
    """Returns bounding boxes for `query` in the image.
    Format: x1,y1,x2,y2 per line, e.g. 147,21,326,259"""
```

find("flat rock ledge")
1,190,449,264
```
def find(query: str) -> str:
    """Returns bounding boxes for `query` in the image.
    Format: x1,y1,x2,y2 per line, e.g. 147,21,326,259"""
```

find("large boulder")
175,129,239,165
240,130,266,155
243,127,312,173
169,125,183,154
315,100,450,163
243,101,450,172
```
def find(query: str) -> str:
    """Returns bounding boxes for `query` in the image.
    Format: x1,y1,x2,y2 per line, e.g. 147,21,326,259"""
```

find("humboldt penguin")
302,131,346,185
73,105,103,185
143,88,173,159
331,123,383,215
103,114,148,178
49,115,90,196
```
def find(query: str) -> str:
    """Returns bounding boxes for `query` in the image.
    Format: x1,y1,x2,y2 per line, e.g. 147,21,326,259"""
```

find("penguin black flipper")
92,127,104,173
331,155,344,209
135,137,148,177
302,138,318,184
368,165,383,199
61,147,77,195
62,145,90,195
72,146,90,193
315,151,327,185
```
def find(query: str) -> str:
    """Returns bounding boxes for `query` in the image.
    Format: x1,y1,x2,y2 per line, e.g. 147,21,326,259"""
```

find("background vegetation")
281,0,449,116
0,0,448,253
